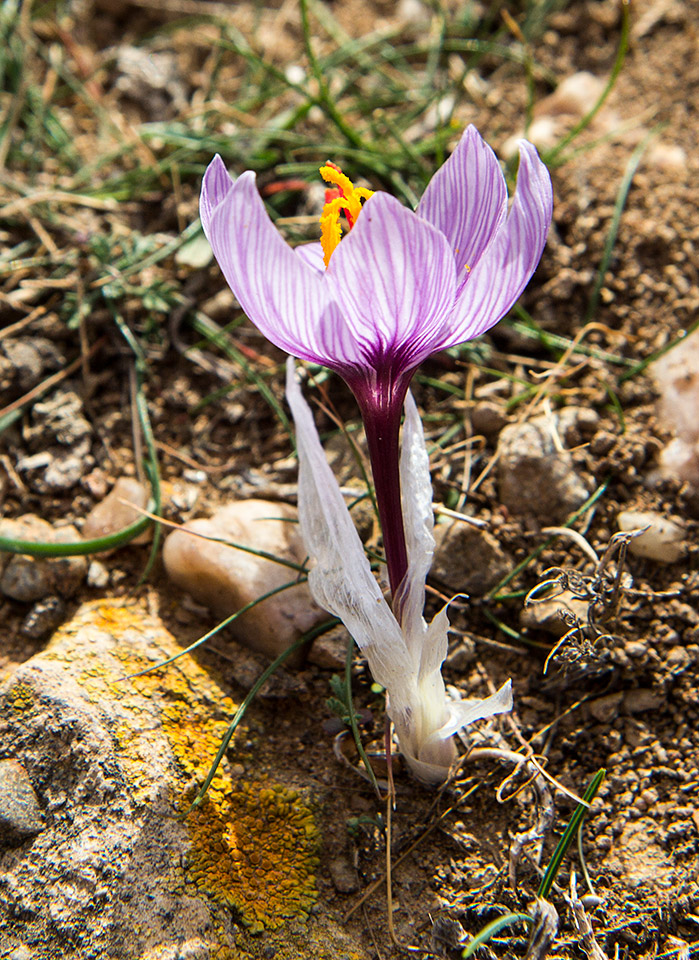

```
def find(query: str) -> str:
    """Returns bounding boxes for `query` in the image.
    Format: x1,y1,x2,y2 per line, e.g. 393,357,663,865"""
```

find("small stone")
470,402,507,437
308,626,351,669
0,759,44,844
8,947,33,960
617,510,686,563
0,516,87,601
163,500,327,659
587,692,624,724
432,520,509,596
623,689,664,714
328,856,359,894
650,327,699,487
87,560,110,589
82,477,150,543
496,413,591,521
520,590,589,637
20,596,66,640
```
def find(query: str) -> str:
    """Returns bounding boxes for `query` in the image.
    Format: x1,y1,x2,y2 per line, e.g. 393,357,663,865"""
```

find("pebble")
163,500,327,659
432,520,510,596
650,327,699,487
0,759,44,844
307,626,352,670
18,389,92,492
496,413,591,521
0,516,87,601
328,856,359,894
623,688,664,713
20,596,66,640
0,337,64,392
520,589,589,637
82,477,150,542
617,509,686,563
87,560,110,589
587,692,624,724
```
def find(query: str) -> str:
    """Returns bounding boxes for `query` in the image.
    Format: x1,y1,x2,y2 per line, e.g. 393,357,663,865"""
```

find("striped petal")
203,166,345,365
416,125,507,285
325,193,457,369
440,140,553,346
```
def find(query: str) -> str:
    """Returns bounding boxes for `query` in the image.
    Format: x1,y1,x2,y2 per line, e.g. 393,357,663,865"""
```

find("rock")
617,510,686,563
587,692,624,724
18,389,92,492
20,596,66,640
650,328,699,487
502,72,616,156
163,500,327,660
520,590,589,637
0,598,365,958
0,759,44,844
470,402,507,438
0,337,64,394
308,626,352,670
432,521,509,596
87,560,110,588
602,817,674,887
0,516,87,602
82,476,150,543
327,856,359,894
497,413,591,521
623,688,665,713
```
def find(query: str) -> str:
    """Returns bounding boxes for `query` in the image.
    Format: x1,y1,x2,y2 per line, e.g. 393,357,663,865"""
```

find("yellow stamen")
319,163,374,267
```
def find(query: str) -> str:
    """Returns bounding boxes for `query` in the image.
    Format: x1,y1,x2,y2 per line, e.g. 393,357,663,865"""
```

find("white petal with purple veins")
417,125,508,283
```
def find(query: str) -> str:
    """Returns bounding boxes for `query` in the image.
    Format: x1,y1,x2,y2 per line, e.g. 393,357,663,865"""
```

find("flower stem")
359,393,409,603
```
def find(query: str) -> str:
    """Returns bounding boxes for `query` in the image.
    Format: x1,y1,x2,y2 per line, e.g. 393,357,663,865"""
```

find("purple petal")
325,193,457,369
416,125,507,282
205,170,347,365
200,155,235,242
294,241,325,274
439,140,553,347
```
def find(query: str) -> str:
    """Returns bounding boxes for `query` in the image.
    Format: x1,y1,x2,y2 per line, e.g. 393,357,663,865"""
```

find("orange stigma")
319,162,373,267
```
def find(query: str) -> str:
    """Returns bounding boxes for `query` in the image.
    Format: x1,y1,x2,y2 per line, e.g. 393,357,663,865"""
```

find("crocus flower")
286,358,512,783
200,127,553,599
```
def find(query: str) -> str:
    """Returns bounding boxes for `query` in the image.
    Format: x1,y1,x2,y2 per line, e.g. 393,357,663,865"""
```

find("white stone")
650,328,699,487
82,477,150,542
162,499,327,659
617,509,686,563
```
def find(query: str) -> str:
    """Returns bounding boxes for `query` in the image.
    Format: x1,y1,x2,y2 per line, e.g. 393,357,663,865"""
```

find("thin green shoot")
123,579,306,680
585,125,662,323
187,617,338,811
484,480,608,600
461,913,534,959
543,0,630,167
537,768,606,899
343,639,382,797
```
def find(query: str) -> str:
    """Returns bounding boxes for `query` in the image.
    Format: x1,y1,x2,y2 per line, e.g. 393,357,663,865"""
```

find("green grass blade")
461,913,534,958
187,617,338,810
537,768,606,899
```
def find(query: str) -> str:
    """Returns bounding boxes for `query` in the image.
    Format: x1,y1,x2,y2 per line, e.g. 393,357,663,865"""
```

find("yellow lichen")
184,780,319,933
39,598,320,936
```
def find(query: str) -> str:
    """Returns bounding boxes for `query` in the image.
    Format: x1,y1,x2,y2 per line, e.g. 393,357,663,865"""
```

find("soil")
1,0,698,957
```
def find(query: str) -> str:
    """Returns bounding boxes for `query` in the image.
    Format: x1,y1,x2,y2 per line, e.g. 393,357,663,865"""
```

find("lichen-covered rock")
162,500,327,659
0,598,363,960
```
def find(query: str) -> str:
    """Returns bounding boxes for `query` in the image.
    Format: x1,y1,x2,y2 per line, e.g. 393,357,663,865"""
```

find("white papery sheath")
286,358,512,783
